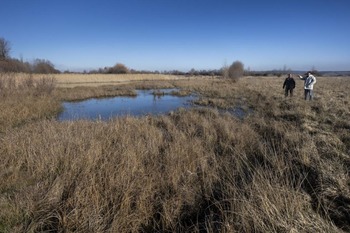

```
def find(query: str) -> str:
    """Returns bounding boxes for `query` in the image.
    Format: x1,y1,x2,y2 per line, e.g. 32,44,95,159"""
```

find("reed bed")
0,73,349,232
0,73,60,132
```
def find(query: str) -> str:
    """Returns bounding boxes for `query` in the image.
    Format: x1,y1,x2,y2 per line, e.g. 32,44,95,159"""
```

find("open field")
1,73,214,88
16,73,212,88
0,73,350,232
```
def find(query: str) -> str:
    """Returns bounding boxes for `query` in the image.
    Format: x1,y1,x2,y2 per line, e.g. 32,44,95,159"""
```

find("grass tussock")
0,74,350,232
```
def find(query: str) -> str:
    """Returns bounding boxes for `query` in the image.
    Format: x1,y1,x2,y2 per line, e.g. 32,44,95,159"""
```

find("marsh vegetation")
0,73,350,232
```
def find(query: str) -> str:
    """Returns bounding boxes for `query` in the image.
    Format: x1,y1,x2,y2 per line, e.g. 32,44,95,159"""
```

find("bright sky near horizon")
1,0,350,72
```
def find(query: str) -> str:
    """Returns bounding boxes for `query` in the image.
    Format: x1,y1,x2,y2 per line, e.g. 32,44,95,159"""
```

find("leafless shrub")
227,60,244,82
32,59,60,74
108,63,130,74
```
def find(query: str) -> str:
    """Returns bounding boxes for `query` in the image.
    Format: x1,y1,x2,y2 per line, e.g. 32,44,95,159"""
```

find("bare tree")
0,37,11,60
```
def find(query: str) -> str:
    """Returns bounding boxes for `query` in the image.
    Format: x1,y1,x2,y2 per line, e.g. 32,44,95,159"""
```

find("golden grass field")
39,73,211,88
0,73,212,88
0,73,350,232
55,73,189,87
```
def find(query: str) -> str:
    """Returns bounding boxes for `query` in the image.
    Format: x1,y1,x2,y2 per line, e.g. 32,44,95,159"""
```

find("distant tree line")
88,62,248,81
87,65,225,76
88,61,244,78
248,69,322,77
0,58,60,74
87,63,131,74
0,37,60,73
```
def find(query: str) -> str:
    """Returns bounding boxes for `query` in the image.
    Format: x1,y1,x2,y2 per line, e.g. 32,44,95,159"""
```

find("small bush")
108,63,130,74
228,61,244,81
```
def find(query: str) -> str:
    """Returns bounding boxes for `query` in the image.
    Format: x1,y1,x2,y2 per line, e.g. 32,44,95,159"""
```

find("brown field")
0,73,350,232
41,73,211,88
1,73,214,88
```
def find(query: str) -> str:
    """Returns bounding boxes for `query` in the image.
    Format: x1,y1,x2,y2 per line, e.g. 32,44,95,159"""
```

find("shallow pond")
57,89,195,121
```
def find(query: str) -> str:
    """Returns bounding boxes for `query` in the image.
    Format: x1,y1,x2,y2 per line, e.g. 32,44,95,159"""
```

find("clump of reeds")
0,73,56,96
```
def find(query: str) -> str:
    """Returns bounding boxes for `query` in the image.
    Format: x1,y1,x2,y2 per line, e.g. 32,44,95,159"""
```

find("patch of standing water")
57,89,195,121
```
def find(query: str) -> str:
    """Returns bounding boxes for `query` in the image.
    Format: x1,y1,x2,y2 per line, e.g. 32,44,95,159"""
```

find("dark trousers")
285,88,293,97
304,89,313,100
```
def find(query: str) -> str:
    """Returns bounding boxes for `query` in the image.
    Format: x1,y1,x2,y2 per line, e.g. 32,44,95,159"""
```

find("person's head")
288,73,292,78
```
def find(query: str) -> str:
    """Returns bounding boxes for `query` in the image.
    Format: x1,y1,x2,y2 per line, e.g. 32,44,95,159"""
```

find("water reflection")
57,89,195,121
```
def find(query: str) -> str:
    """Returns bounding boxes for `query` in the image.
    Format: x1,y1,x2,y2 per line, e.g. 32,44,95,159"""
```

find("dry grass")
0,73,350,232
0,73,60,132
51,73,202,88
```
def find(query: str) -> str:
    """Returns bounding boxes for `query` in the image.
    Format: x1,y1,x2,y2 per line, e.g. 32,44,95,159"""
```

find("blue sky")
1,0,350,72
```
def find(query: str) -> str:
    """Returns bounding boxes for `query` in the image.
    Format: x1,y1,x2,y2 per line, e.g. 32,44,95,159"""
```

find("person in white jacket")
299,72,317,100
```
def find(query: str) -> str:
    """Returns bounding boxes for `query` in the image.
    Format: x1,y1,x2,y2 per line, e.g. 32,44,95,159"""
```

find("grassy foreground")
0,73,350,232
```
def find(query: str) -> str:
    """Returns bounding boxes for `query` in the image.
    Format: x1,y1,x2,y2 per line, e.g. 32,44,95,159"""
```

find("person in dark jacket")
283,74,296,97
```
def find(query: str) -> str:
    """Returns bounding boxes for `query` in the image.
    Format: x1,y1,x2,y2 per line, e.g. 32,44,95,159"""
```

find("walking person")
299,72,317,100
283,73,296,97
